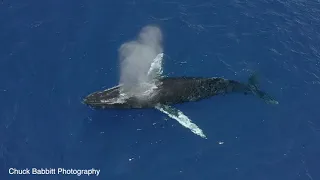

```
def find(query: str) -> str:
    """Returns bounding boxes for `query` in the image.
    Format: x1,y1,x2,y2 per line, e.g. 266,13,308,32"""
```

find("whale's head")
83,85,155,109
83,85,129,108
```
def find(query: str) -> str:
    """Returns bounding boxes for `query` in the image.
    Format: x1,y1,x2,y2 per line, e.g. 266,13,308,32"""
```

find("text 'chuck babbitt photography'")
9,168,100,176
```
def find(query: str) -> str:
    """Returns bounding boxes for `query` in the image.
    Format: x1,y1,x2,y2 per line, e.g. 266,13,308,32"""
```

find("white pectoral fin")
147,53,164,80
155,104,207,139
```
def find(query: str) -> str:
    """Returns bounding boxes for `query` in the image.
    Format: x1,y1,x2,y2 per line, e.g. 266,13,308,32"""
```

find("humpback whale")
83,53,278,139
83,25,278,138
83,75,278,109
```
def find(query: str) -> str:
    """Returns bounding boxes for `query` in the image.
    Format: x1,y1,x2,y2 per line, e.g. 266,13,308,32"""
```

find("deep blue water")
1,0,320,179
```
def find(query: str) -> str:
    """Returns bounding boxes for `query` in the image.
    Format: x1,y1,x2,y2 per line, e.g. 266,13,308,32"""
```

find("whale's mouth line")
83,77,163,109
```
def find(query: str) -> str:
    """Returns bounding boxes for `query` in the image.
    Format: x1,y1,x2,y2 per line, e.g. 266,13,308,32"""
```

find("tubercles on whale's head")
83,85,126,108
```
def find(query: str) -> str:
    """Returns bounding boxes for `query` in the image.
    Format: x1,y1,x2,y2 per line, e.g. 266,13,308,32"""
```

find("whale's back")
154,77,229,105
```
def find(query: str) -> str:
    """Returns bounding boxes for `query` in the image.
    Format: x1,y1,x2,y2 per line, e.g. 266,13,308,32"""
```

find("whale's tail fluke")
248,73,279,105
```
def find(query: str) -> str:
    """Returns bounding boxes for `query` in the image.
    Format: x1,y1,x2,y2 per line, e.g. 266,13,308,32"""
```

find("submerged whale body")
83,75,279,109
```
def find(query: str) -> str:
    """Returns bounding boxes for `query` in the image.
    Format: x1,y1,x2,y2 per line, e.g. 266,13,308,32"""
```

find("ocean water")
1,0,320,180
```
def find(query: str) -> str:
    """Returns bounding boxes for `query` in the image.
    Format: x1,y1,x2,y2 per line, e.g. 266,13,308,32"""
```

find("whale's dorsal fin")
155,104,207,139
